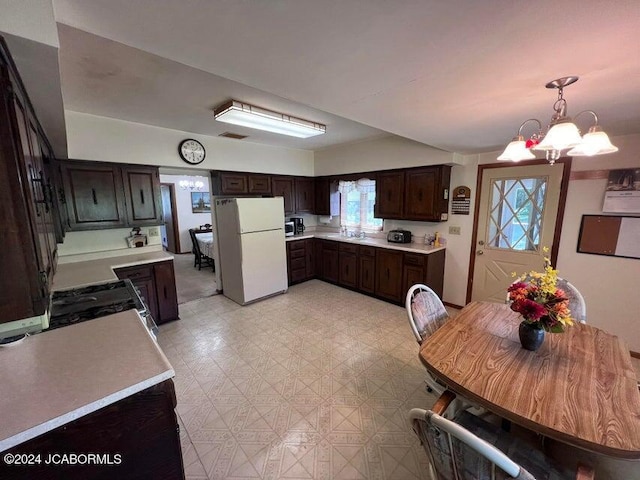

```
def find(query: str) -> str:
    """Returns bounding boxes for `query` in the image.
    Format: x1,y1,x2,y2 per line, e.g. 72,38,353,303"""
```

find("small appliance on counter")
290,217,305,235
387,229,412,243
285,221,295,237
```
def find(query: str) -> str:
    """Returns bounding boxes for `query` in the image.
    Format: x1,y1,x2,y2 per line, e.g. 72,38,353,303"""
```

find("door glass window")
487,177,547,251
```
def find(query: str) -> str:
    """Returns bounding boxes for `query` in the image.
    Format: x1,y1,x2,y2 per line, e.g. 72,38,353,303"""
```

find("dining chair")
507,276,587,324
410,390,595,480
406,284,449,395
188,228,214,271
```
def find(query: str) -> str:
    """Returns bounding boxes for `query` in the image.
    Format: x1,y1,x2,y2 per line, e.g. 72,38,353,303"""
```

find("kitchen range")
47,279,158,338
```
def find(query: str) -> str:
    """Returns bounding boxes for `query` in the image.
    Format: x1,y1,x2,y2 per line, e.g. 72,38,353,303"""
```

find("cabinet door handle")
163,286,167,299
346,264,349,276
140,189,145,204
418,189,423,201
386,268,390,279
387,190,391,201
92,188,98,205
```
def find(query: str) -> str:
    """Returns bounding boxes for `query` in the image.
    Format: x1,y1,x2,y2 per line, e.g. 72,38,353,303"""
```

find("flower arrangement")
507,249,574,333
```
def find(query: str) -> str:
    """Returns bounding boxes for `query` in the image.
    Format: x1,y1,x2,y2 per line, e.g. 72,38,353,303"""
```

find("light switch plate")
449,226,461,235
148,227,160,237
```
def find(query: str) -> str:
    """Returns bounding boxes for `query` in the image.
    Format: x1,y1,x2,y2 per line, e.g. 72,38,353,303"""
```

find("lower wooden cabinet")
338,243,358,288
1,380,184,480
287,238,445,306
375,249,404,302
322,241,339,283
115,260,179,325
358,246,376,294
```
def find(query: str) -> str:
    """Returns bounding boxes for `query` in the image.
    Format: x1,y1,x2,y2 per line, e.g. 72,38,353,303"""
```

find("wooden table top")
419,301,640,459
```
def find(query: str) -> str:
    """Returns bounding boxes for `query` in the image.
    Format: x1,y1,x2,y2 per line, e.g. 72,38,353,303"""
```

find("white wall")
315,135,455,175
0,0,58,47
57,226,162,262
65,111,314,175
315,134,640,352
160,174,212,253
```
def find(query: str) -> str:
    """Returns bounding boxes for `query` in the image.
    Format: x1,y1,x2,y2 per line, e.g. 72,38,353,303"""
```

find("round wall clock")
178,139,206,165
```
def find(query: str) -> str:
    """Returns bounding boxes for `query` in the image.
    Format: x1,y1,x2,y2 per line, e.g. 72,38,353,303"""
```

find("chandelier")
179,180,205,191
498,76,618,165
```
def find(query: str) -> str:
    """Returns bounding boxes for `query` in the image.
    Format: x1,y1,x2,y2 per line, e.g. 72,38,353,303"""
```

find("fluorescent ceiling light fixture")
213,100,326,138
498,77,618,165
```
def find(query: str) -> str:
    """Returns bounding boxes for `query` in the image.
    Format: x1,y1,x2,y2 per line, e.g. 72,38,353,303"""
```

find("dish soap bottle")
433,232,440,247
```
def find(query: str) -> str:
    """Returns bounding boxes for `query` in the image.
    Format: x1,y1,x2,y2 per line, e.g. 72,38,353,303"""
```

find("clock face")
179,139,206,164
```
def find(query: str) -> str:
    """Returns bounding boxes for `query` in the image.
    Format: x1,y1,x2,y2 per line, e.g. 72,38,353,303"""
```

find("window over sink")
338,179,383,231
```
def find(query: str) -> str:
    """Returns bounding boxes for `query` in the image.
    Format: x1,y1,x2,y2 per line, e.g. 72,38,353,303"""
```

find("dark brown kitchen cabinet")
314,239,323,278
1,379,184,480
272,176,295,215
401,250,446,299
115,260,178,325
404,166,451,221
339,243,358,289
375,171,405,219
306,239,315,278
122,165,163,226
358,246,376,294
375,249,404,303
154,260,179,323
321,241,340,283
62,161,127,230
0,36,58,325
248,173,271,194
286,239,307,285
295,177,315,213
314,177,340,216
220,172,248,194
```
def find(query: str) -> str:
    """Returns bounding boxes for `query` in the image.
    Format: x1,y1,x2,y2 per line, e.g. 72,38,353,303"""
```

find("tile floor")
172,252,218,304
158,281,640,480
158,280,438,480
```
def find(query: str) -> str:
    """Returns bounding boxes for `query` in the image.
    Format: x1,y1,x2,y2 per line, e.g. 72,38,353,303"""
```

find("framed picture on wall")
191,192,211,213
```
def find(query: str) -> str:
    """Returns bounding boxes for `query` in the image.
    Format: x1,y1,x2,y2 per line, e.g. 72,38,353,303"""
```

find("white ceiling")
54,0,640,153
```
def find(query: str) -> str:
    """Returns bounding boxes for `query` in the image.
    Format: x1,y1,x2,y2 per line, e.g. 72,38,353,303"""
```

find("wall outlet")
448,226,461,235
148,227,160,237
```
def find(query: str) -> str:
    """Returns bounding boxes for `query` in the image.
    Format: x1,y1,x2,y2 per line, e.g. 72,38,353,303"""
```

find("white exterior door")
471,163,565,303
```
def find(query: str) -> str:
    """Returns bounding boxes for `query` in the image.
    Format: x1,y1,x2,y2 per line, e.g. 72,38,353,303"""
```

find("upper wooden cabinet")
272,176,295,215
314,177,340,216
375,166,451,221
295,177,315,213
122,165,162,225
61,161,162,230
404,166,451,222
0,36,58,323
219,172,248,194
248,174,271,195
62,161,128,230
375,171,405,219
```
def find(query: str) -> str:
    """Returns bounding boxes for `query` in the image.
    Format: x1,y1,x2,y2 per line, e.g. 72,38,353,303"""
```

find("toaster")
387,229,412,243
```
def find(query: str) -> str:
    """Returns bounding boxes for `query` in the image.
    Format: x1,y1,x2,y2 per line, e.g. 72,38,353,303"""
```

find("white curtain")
338,178,376,194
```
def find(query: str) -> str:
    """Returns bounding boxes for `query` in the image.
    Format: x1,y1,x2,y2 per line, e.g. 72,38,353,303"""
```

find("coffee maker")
290,217,305,235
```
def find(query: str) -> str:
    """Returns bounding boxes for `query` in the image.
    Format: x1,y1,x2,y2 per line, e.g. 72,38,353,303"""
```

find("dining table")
419,301,640,459
195,231,214,259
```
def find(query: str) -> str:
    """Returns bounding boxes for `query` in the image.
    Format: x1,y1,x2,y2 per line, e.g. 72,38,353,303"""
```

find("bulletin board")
577,215,640,260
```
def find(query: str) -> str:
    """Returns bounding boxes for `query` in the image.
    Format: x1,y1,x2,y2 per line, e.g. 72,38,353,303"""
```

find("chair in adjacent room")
409,391,595,480
188,228,215,271
406,284,450,395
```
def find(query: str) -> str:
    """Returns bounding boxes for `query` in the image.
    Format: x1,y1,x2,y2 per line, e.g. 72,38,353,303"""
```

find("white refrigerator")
215,197,288,305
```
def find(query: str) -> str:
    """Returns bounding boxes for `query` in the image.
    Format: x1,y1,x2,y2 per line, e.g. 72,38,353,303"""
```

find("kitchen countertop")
53,250,174,291
286,232,446,255
0,310,174,453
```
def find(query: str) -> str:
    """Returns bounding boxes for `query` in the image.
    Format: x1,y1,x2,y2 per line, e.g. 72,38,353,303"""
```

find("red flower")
508,282,528,292
517,299,547,320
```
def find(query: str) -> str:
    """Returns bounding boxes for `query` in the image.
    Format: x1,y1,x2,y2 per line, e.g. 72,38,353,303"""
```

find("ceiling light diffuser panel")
214,100,326,138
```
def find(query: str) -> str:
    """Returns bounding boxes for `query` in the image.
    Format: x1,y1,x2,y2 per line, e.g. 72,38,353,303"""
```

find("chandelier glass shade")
179,180,205,191
498,77,618,164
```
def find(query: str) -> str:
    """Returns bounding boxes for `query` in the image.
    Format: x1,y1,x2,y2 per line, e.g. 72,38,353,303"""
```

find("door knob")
477,250,484,255
478,240,485,245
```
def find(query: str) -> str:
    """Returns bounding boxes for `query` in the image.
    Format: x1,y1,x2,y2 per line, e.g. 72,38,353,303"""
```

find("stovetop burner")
47,279,144,331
